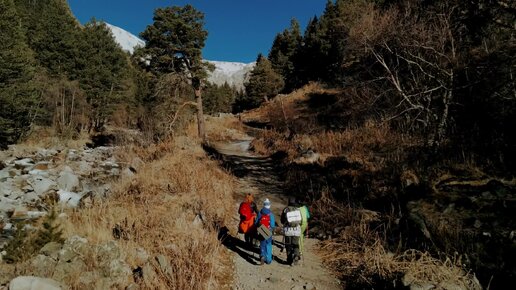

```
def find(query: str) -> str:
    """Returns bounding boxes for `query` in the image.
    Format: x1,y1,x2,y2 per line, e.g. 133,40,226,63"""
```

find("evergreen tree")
294,16,323,86
139,4,209,141
203,82,236,114
244,54,284,109
77,20,134,131
0,0,37,148
268,19,302,92
14,0,82,78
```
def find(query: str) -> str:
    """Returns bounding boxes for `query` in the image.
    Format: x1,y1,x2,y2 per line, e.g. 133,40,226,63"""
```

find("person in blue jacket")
255,198,276,265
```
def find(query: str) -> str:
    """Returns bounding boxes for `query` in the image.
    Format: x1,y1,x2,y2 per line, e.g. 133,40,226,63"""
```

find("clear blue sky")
67,0,327,63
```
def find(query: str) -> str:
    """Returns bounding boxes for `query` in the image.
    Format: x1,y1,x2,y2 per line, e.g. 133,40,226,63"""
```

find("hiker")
238,193,258,246
298,200,311,257
281,197,303,265
255,198,276,265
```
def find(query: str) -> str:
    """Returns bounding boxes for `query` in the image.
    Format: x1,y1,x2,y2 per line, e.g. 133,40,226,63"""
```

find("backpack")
239,202,252,221
259,213,271,228
284,206,302,227
257,213,272,240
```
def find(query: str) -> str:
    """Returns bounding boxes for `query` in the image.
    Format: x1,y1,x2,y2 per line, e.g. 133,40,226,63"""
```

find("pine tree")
14,0,82,78
0,0,37,148
268,19,302,92
139,4,209,141
77,20,134,131
244,54,284,109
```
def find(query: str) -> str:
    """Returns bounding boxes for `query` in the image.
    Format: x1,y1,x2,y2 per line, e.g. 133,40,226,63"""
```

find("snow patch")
105,23,145,54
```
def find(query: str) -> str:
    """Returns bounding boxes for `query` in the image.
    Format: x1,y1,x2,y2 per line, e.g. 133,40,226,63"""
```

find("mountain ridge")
104,23,255,90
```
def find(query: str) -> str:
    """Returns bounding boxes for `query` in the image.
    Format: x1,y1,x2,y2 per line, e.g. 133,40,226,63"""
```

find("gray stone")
57,170,79,192
126,283,139,290
134,247,150,264
409,284,436,290
97,241,121,261
30,255,58,277
13,159,34,170
22,192,40,204
57,190,83,208
58,236,89,262
193,215,203,227
121,168,135,179
27,177,55,196
77,161,92,176
8,276,63,290
142,263,158,282
40,242,63,260
130,157,144,172
106,259,131,279
156,255,172,275
52,258,87,282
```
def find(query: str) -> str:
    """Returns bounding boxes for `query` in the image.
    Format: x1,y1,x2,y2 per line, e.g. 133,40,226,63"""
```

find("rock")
142,263,158,282
130,157,144,173
40,242,63,259
57,190,83,208
8,276,63,290
32,163,49,171
97,241,121,261
13,159,34,170
77,161,92,176
121,168,135,179
52,258,88,282
156,255,172,275
437,282,465,290
106,259,131,280
30,255,58,277
57,170,79,192
193,215,203,227
10,207,46,220
133,248,150,264
409,284,436,290
28,177,55,196
58,236,89,262
304,283,315,290
0,168,10,180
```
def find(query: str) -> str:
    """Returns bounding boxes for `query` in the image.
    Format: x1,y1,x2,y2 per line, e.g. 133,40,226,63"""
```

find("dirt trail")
212,138,341,290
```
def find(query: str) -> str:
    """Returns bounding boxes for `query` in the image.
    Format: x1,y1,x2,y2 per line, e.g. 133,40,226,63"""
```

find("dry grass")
205,115,249,142
20,126,90,150
315,193,481,289
55,136,236,289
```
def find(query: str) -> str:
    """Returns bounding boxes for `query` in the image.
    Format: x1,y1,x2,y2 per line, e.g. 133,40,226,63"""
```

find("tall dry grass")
314,192,481,289
56,136,236,289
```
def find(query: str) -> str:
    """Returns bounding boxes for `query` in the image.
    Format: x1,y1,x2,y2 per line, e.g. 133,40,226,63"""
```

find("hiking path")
211,136,341,290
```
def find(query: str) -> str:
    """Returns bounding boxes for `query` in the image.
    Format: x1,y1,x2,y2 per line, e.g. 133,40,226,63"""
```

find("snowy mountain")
205,60,255,91
105,23,255,90
105,23,145,54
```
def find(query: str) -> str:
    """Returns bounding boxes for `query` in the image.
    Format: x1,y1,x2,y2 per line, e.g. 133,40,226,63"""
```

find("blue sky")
67,0,327,63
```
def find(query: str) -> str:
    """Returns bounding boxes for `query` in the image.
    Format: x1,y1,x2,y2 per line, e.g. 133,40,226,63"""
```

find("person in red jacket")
238,193,258,246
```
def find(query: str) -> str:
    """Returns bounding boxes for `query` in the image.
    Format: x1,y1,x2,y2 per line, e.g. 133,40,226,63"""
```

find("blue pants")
260,237,273,264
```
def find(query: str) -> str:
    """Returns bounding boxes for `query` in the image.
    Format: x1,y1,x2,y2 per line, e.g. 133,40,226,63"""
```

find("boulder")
57,190,83,208
57,170,79,192
27,177,55,196
130,157,144,173
8,276,63,290
13,159,34,170
40,242,63,260
52,258,87,282
30,255,58,277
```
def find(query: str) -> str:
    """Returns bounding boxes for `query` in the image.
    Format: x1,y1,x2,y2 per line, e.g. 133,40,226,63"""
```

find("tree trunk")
195,86,207,143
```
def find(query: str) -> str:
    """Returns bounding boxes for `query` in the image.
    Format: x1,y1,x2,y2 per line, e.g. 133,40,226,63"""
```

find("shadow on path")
219,227,260,265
